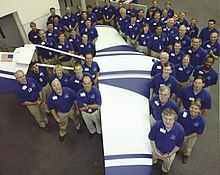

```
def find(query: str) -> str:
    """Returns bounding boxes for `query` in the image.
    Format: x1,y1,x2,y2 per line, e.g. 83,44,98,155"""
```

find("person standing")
177,100,205,164
148,108,185,174
48,79,81,142
14,70,50,132
76,76,102,139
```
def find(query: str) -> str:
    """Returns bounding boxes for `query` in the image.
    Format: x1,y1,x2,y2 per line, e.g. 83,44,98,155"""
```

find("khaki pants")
152,149,176,173
41,83,52,112
150,50,161,59
81,110,101,134
27,104,48,128
183,136,198,156
60,58,76,67
58,108,80,137
127,38,137,49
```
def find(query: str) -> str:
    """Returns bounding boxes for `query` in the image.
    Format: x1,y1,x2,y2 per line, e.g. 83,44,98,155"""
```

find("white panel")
99,84,152,156
105,158,152,167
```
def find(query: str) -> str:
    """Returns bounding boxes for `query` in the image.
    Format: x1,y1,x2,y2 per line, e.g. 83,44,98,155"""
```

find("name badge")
183,111,187,118
188,50,192,53
207,44,211,48
80,92,86,97
34,35,37,38
141,34,145,37
189,97,194,101
52,95,58,100
48,33,52,36
75,80,80,83
58,45,62,49
39,78,43,82
129,25,132,29
160,128,166,134
39,72,44,76
159,45,162,50
199,71,204,74
28,88,32,92
157,65,162,69
88,108,92,113
22,85,27,90
80,44,84,48
178,67,183,71
54,26,57,30
154,37,158,40
84,67,89,71
171,53,175,56
154,101,160,106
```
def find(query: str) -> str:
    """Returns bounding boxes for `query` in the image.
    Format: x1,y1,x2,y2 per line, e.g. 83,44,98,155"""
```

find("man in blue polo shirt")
149,11,164,34
92,0,103,24
202,32,220,60
148,108,185,174
29,62,52,113
77,76,102,139
199,19,219,43
102,0,116,27
193,54,218,88
149,62,178,100
149,86,179,126
28,22,40,44
77,34,96,57
185,37,207,68
147,25,168,58
177,100,205,164
14,70,50,132
82,53,100,86
62,7,78,33
177,76,211,117
126,2,138,17
48,79,81,142
80,20,98,44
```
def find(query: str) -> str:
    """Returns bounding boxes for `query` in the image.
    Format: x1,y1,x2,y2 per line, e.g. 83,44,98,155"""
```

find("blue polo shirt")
37,38,57,59
177,19,189,27
78,19,86,32
175,63,194,83
88,12,97,24
15,78,41,104
193,65,218,88
92,7,103,21
170,34,191,53
186,25,199,39
202,40,220,57
136,17,149,27
53,23,64,33
77,86,102,113
199,27,219,43
50,73,72,88
46,29,59,42
28,66,49,88
126,8,138,16
76,41,95,57
80,26,98,42
168,50,185,66
150,61,175,77
148,120,185,154
117,15,131,33
70,72,93,93
67,35,82,52
149,73,178,95
47,15,62,23
82,61,100,79
48,87,76,113
167,9,174,18
147,33,168,53
102,5,116,20
162,26,178,41
150,95,179,121
62,13,77,29
55,41,74,62
185,46,207,68
177,110,205,136
125,23,141,39
147,7,161,17
161,16,169,25
179,85,211,110
28,30,40,44
137,31,152,46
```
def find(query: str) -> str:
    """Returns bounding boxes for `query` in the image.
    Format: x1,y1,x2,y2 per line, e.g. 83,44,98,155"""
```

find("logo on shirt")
91,94,96,99
170,135,176,140
64,94,69,99
193,122,200,127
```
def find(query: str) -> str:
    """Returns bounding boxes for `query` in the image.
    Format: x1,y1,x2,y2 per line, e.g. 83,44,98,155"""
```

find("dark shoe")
89,133,95,140
43,125,51,132
76,127,82,134
59,135,66,142
182,155,189,164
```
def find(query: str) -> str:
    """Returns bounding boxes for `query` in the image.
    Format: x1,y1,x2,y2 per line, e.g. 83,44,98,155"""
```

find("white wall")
0,0,61,42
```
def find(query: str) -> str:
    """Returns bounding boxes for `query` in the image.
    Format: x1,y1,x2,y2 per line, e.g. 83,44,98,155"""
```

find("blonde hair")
162,108,177,120
53,64,63,74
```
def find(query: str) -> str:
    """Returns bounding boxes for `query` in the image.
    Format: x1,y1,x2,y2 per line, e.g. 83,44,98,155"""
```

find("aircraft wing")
94,25,154,175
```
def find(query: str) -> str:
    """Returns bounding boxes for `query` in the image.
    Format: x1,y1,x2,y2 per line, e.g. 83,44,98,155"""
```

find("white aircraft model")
0,25,154,175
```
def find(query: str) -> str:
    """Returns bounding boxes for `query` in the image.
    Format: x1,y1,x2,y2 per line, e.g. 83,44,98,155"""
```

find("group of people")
14,52,102,142
17,0,219,174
